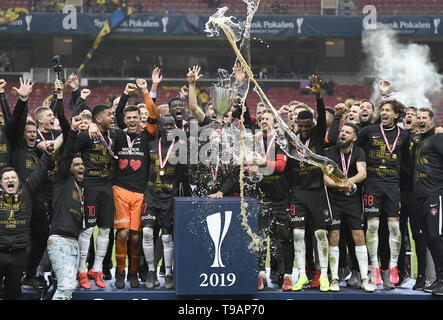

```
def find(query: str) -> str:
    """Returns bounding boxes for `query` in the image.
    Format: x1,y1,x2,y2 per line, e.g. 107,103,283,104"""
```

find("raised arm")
58,115,82,180
306,75,326,136
187,65,205,123
71,88,92,118
6,77,34,141
67,73,80,105
327,103,346,146
0,79,11,124
149,67,163,103
136,78,158,136
115,83,136,129
54,79,70,141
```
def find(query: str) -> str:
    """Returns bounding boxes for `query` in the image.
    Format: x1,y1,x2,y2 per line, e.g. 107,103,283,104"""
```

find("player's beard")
337,139,352,150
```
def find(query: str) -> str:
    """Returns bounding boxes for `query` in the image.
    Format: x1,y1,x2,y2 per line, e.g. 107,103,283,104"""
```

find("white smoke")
362,29,442,108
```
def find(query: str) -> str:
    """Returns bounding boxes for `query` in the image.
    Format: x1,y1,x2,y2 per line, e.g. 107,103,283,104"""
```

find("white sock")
142,227,156,271
77,227,93,274
366,220,379,268
162,234,174,276
355,245,369,280
329,245,339,280
92,227,110,272
314,229,329,278
293,229,306,278
388,220,401,269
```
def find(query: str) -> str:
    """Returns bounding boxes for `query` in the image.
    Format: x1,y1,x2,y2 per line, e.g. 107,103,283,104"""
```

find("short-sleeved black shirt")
325,145,366,197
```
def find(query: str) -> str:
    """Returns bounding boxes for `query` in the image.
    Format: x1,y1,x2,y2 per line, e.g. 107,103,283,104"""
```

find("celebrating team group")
0,63,442,300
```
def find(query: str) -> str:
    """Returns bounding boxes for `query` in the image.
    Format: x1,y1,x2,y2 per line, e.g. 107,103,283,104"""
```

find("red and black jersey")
414,129,443,197
256,133,289,202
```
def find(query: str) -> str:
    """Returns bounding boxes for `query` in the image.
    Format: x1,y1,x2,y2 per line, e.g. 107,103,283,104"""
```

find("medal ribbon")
74,180,84,210
380,124,400,154
158,137,175,170
37,129,54,142
210,153,220,181
261,132,277,160
126,134,140,154
99,130,117,159
340,148,353,177
296,134,310,158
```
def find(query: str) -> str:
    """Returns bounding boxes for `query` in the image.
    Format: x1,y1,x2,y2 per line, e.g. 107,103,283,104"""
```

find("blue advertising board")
174,197,258,296
1,12,442,38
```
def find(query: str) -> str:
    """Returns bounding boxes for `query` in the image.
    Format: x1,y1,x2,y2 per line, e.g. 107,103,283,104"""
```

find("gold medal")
128,150,132,155
392,153,397,160
158,138,174,179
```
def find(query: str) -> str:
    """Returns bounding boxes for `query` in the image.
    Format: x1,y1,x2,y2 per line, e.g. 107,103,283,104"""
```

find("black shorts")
83,182,115,228
327,191,365,231
259,199,291,241
289,186,332,230
362,183,400,218
141,191,174,234
415,194,442,240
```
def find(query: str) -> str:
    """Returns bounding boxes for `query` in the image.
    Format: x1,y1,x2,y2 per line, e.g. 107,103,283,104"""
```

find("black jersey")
325,145,366,197
0,152,50,250
6,98,32,178
287,97,326,190
414,129,443,197
145,137,188,201
51,129,84,239
11,146,39,182
0,126,10,170
191,160,233,197
0,93,14,172
36,129,62,149
75,129,116,185
356,123,409,186
112,129,154,194
36,129,62,179
399,133,421,192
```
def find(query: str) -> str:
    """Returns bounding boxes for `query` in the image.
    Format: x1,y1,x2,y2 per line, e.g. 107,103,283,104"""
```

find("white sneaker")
361,278,375,292
330,279,340,292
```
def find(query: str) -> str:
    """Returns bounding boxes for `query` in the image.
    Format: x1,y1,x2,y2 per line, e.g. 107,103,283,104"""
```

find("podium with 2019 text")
173,197,258,295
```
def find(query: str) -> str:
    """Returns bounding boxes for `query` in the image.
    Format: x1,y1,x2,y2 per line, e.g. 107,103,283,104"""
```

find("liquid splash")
205,3,348,190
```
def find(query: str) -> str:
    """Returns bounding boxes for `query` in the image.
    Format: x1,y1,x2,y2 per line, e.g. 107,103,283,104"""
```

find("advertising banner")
174,197,258,295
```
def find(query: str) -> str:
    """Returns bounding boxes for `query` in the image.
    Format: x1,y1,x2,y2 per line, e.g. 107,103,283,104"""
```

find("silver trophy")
210,69,236,124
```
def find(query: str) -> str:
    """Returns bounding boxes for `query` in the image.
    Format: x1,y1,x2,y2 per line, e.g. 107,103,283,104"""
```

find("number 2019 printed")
199,273,236,287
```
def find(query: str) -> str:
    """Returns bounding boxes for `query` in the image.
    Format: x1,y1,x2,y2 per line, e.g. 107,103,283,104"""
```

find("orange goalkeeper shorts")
113,185,144,231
